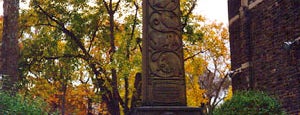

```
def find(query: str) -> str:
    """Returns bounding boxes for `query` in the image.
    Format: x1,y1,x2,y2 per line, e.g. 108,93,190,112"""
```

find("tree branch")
184,51,203,61
88,20,100,53
103,0,110,13
32,2,112,95
211,73,229,110
113,0,121,13
127,2,139,58
34,23,58,28
34,3,90,57
42,54,85,60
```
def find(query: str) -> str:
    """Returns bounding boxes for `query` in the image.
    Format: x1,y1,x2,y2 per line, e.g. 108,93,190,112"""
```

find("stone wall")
228,0,300,114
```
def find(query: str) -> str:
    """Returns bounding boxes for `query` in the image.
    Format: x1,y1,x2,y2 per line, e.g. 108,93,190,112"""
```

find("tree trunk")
102,1,121,114
102,92,120,115
87,98,93,115
128,73,142,114
61,82,67,115
1,0,20,94
109,12,120,115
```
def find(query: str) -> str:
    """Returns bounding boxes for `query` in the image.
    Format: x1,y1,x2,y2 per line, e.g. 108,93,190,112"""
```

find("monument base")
131,106,203,115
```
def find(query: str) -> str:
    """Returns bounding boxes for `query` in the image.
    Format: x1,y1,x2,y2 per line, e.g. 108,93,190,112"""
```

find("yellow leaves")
187,87,207,106
115,32,122,46
185,58,208,106
201,22,229,59
195,15,206,22
182,13,230,108
221,27,229,40
224,86,233,101
57,40,66,52
185,57,207,76
182,12,230,111
72,84,95,98
186,74,208,106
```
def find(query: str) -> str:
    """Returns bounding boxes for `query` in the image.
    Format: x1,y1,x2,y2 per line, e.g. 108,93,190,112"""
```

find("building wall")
228,0,300,114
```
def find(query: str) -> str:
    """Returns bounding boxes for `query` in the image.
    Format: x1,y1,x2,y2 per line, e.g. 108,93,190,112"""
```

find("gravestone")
132,0,202,114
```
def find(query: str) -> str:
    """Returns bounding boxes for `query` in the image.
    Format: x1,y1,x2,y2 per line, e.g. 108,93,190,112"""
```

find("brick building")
228,0,300,114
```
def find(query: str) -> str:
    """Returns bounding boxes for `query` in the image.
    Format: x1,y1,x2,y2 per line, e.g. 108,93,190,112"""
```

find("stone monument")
132,0,202,114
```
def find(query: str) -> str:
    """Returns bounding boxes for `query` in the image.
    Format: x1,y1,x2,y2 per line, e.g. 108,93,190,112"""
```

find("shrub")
213,90,286,115
0,91,50,114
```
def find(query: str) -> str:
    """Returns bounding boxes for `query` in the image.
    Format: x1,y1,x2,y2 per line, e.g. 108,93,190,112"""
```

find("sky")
0,0,228,24
196,0,228,25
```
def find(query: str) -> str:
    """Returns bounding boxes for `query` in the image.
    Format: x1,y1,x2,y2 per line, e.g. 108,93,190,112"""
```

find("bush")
213,90,286,115
0,91,50,114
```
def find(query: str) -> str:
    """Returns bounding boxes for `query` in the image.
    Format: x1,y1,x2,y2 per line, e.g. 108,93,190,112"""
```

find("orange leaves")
0,16,2,40
25,77,96,114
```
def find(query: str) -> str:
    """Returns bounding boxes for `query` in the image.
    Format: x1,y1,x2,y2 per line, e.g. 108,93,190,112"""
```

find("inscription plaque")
152,80,185,105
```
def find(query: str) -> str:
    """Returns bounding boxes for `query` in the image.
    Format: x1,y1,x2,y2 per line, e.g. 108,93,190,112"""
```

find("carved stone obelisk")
142,0,186,106
132,0,202,114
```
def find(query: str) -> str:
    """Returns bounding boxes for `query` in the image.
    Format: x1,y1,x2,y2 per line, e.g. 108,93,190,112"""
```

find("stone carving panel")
149,31,180,50
150,52,182,78
149,0,179,11
149,12,181,32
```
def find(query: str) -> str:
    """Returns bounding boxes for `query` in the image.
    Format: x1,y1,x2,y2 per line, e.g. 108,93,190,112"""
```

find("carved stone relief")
143,0,186,106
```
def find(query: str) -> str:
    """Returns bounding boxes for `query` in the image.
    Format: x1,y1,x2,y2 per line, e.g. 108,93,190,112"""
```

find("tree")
198,22,231,115
0,0,20,94
182,14,231,114
16,0,231,114
19,0,142,114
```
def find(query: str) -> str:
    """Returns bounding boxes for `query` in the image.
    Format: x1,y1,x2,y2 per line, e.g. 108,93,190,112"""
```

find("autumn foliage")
0,0,231,114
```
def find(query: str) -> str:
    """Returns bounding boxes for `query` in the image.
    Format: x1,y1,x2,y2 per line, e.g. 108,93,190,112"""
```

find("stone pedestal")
132,106,202,115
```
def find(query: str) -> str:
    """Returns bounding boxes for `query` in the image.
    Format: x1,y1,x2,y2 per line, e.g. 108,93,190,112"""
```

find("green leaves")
0,91,51,114
213,91,286,115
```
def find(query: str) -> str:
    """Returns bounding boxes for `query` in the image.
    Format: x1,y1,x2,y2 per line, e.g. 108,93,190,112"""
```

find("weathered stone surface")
142,0,186,106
